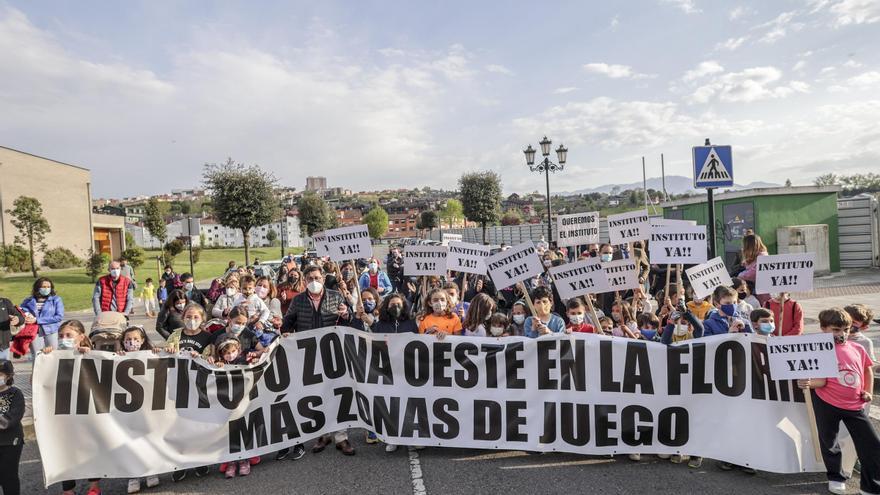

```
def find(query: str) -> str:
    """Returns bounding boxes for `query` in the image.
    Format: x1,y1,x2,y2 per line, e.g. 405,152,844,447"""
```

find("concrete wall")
0,147,93,260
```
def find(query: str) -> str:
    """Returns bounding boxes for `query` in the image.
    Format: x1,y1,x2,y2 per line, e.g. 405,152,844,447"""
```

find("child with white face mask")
417,288,462,338
212,278,240,318
507,301,529,337
233,275,272,330
487,313,510,337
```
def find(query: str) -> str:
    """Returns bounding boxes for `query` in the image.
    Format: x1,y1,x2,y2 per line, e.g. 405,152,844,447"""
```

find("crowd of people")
0,233,878,495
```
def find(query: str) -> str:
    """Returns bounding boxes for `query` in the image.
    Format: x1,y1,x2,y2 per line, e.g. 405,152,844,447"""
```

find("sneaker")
385,444,399,453
628,453,641,461
171,470,187,482
86,488,102,495
127,479,140,494
688,457,703,468
719,462,735,471
828,481,846,494
194,466,210,477
742,466,757,475
366,431,379,444
291,444,306,460
275,448,291,460
671,454,689,464
238,460,251,476
249,456,261,466
224,463,236,479
145,476,160,488
657,453,671,460
218,463,228,473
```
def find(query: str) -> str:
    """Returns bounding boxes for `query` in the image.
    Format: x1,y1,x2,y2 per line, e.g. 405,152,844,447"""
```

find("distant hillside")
560,175,779,196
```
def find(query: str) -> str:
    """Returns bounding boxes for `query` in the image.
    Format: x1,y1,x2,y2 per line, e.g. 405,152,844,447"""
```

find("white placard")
607,210,651,244
602,259,640,293
403,245,448,276
649,225,708,264
685,257,733,300
441,233,463,246
447,241,490,275
312,231,329,257
650,218,698,227
485,241,544,289
556,211,600,247
767,333,839,380
549,257,611,300
755,253,815,294
324,225,373,262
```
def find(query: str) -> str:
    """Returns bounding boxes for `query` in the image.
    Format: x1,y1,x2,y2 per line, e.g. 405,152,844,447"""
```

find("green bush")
85,249,110,282
41,247,83,269
120,246,145,268
1,245,30,272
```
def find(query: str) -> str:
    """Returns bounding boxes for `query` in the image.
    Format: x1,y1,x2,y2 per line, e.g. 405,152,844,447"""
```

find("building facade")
127,215,304,250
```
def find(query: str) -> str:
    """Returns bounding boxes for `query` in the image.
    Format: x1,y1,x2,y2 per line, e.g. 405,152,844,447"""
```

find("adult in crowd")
0,297,21,361
92,260,134,315
358,257,392,296
372,293,418,335
160,265,178,288
222,260,238,278
256,276,283,330
351,288,381,331
280,265,354,455
277,267,304,315
179,273,207,308
20,277,64,359
119,258,136,288
156,289,187,339
385,247,404,292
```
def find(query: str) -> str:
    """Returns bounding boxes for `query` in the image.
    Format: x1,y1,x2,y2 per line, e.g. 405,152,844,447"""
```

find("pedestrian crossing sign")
693,145,733,188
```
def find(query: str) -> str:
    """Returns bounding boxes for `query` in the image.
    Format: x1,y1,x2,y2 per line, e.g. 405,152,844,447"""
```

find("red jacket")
567,323,597,334
762,299,803,336
97,275,132,313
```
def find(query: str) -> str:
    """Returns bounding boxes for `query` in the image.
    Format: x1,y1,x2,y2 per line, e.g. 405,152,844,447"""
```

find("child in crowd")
656,284,684,327
461,293,496,337
610,300,639,338
798,308,878,495
597,317,614,335
212,337,261,478
659,310,704,468
209,307,264,361
636,313,661,341
157,279,168,308
703,286,753,336
165,304,214,360
507,300,529,336
564,298,596,334
524,287,565,337
235,275,271,330
141,278,158,318
750,308,776,336
212,277,240,318
844,304,877,368
487,313,509,337
685,287,713,321
761,292,803,336
0,360,25,495
418,288,462,337
730,278,756,317
444,282,469,321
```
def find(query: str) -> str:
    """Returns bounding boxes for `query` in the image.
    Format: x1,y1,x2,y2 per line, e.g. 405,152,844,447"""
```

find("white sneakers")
127,478,140,494
828,480,846,494
385,444,398,453
145,476,160,488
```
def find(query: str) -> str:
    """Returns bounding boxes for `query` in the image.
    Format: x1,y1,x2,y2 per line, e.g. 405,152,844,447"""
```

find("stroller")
90,311,128,352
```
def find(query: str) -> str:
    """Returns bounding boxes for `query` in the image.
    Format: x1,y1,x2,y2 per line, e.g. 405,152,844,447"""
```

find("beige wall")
0,146,93,260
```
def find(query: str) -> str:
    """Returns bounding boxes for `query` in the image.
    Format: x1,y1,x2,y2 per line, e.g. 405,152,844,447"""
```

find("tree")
297,192,334,237
363,206,389,239
501,209,524,226
143,197,167,251
440,199,464,228
418,211,438,231
120,246,145,268
814,173,839,186
265,228,278,244
459,171,502,244
85,249,109,282
784,178,792,187
5,196,50,277
163,239,185,265
203,158,280,265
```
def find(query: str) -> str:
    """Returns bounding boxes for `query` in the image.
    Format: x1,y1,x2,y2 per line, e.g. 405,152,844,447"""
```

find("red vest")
98,275,131,312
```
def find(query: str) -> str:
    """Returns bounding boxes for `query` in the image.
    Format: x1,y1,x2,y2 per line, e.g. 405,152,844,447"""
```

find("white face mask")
184,282,194,291
369,262,378,272
110,269,121,278
58,337,76,350
307,280,323,294
226,288,237,297
184,319,201,331
432,301,447,313
512,314,526,325
123,339,143,352
489,326,505,336
674,324,690,336
543,260,552,267
255,286,269,299
175,302,186,312
569,314,585,324
229,323,246,335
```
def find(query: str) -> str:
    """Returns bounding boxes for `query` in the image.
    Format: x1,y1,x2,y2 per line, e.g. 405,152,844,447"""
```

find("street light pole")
524,137,567,247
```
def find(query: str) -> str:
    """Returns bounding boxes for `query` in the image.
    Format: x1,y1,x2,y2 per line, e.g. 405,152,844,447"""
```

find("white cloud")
753,11,804,44
689,67,809,103
843,70,880,88
609,15,620,30
683,61,724,81
584,63,655,79
793,60,807,71
729,6,754,20
485,64,514,76
829,0,880,26
660,0,701,14
842,59,864,68
553,87,579,94
715,36,749,51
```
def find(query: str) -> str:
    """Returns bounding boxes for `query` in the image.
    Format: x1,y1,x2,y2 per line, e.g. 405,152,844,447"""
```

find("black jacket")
372,318,418,334
156,307,184,339
0,387,25,446
281,290,351,333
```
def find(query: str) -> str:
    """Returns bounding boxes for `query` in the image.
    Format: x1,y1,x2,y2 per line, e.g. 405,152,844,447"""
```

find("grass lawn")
0,246,303,312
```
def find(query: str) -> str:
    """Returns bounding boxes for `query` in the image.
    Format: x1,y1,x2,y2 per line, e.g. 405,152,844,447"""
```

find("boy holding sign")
798,308,879,495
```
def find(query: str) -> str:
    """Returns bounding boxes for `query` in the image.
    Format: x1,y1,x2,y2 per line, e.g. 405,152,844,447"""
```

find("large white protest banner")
766,333,839,380
549,257,611,300
324,225,372,262
312,232,329,257
404,245,448,276
485,241,544,289
441,233,463,246
755,253,815,294
556,212,600,247
447,241,490,275
603,259,640,293
34,330,828,486
685,257,733,300
649,225,708,264
607,210,650,244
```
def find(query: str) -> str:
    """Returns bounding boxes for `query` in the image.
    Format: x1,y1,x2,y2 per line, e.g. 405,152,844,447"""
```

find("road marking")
452,451,529,461
870,405,880,421
500,458,615,470
408,447,427,495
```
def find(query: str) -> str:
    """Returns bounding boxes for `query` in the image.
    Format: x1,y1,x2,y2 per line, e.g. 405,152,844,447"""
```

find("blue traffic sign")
693,145,733,188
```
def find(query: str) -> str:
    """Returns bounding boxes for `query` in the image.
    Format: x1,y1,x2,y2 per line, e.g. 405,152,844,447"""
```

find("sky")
1,0,879,197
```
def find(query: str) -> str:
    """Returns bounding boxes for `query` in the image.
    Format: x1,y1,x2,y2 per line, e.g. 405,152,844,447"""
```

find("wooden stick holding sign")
803,388,822,462
776,293,785,337
516,281,537,316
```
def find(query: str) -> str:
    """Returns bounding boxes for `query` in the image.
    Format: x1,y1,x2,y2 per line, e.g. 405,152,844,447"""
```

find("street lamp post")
524,136,567,246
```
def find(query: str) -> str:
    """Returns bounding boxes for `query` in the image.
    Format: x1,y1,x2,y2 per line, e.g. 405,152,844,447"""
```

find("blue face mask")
600,253,613,263
757,322,774,335
720,304,737,317
364,300,376,313
39,287,51,297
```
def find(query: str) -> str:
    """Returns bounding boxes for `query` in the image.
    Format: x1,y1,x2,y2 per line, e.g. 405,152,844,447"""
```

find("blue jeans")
30,331,58,358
